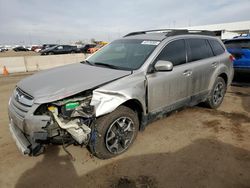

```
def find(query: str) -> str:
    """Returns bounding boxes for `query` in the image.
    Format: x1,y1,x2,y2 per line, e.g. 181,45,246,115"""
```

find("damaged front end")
8,88,96,156
47,92,95,145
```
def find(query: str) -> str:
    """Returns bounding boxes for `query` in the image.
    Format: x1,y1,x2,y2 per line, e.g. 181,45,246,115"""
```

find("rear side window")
156,39,186,66
187,39,214,62
209,39,225,56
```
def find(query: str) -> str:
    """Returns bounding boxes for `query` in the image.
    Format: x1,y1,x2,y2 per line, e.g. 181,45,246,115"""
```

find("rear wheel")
89,106,139,159
205,77,226,109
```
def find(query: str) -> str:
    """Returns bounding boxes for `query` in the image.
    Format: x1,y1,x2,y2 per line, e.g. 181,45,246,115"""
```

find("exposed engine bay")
34,91,96,155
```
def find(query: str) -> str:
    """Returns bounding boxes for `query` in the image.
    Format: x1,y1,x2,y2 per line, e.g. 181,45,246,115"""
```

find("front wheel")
89,106,139,159
205,77,226,109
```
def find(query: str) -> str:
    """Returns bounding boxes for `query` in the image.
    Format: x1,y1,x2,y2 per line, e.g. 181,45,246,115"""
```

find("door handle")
183,70,192,76
211,62,218,68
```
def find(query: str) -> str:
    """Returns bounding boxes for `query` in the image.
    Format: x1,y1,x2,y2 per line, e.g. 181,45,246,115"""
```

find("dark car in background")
40,45,78,55
76,44,96,53
41,44,57,50
13,46,29,52
224,34,250,73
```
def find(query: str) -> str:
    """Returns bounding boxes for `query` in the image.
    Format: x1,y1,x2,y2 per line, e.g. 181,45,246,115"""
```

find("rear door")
62,45,70,54
185,38,215,101
147,39,192,113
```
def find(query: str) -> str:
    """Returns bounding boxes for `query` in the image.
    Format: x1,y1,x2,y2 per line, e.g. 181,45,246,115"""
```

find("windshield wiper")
80,60,93,65
93,62,121,70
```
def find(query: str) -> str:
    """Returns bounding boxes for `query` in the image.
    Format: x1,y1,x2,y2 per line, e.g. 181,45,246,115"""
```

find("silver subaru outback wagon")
8,30,234,159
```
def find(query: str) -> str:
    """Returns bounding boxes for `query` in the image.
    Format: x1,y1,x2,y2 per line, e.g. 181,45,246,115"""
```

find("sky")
0,0,250,45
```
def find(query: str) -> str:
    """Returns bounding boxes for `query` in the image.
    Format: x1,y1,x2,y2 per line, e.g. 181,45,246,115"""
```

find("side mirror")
154,60,173,71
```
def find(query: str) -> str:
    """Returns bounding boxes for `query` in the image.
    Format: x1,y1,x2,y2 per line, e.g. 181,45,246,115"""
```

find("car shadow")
231,72,250,113
232,72,250,87
15,139,250,188
15,145,79,188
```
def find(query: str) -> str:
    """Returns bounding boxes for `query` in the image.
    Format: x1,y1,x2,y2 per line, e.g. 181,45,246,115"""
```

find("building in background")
182,20,250,39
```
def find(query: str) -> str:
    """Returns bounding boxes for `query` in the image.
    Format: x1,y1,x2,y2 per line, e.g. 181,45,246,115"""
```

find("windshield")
224,39,250,49
87,39,159,70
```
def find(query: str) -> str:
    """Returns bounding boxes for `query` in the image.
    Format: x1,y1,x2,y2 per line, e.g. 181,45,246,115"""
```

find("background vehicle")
0,46,8,52
31,45,42,52
224,34,250,73
76,44,96,53
41,44,57,50
13,46,29,52
87,44,103,53
25,46,32,51
8,30,233,159
87,41,108,53
40,45,78,55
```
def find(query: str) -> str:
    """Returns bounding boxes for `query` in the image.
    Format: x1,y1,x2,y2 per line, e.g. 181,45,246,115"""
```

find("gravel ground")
0,73,249,188
0,50,39,57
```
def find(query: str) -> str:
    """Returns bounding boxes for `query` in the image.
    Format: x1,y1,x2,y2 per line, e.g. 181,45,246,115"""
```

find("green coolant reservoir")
65,102,80,111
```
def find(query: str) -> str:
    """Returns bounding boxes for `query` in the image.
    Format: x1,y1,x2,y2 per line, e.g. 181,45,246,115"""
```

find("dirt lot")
0,73,249,188
0,50,39,57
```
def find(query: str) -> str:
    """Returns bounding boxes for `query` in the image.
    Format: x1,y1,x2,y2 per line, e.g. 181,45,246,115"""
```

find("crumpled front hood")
17,63,131,104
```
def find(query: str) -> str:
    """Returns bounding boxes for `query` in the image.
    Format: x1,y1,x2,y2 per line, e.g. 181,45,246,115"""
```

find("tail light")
229,54,235,62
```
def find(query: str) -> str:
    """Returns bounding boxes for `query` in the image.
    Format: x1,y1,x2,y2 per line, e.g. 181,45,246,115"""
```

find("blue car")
224,35,250,73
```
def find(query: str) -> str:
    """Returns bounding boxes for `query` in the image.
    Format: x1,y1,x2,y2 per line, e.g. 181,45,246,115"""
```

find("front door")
147,39,192,113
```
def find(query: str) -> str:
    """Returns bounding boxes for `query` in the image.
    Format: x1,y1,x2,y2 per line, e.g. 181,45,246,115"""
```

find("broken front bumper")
8,112,49,156
8,91,51,156
9,119,31,155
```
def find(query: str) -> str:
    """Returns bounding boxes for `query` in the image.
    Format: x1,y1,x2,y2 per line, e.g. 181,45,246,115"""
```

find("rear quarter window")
209,39,225,56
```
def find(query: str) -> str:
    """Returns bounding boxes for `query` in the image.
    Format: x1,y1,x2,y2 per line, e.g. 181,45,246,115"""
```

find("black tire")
89,106,139,159
48,52,54,55
204,77,226,109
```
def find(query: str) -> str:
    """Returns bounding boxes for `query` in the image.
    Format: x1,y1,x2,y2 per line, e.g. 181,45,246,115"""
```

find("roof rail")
123,29,184,37
178,30,216,36
124,29,215,37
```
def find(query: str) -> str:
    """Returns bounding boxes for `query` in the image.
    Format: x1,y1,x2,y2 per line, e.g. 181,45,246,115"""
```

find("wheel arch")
218,72,228,86
208,67,229,91
121,99,144,127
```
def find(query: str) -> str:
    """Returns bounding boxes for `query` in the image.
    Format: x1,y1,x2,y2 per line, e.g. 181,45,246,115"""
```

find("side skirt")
140,91,210,130
140,98,189,130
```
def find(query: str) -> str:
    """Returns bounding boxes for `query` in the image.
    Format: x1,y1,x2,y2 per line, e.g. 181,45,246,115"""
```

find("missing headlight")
36,89,93,118
34,104,50,115
58,95,94,119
